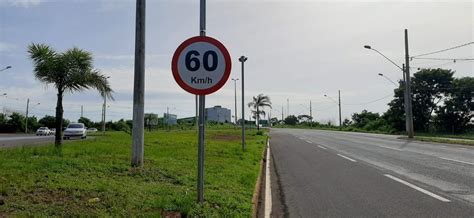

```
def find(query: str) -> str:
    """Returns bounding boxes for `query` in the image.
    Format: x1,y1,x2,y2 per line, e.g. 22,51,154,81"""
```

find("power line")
411,57,474,61
411,42,473,58
343,93,393,106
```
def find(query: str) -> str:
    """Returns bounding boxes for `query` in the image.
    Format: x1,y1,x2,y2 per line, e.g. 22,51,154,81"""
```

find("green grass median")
0,129,267,216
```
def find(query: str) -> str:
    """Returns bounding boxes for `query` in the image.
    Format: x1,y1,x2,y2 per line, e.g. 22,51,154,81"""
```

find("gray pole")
195,95,198,130
338,90,342,128
25,98,29,133
310,100,312,128
81,105,83,118
197,0,206,204
402,64,409,134
131,0,146,167
232,79,238,124
404,29,414,138
239,56,247,151
287,98,289,116
103,97,107,134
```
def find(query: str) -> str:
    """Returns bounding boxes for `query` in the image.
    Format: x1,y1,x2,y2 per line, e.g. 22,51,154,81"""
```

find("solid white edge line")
337,154,357,162
384,174,451,202
438,157,474,165
264,141,272,218
318,145,327,150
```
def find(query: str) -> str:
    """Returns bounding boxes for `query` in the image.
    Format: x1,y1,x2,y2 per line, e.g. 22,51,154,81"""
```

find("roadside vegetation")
0,128,267,216
273,68,474,141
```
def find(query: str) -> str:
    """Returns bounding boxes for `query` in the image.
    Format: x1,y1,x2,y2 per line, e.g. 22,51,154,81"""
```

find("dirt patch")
212,134,240,141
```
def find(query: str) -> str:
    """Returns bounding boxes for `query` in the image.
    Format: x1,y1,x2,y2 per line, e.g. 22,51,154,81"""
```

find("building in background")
164,113,177,125
205,105,231,123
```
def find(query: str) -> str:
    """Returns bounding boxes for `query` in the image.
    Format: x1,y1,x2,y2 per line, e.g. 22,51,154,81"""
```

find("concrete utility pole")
131,0,146,167
232,78,239,124
310,100,312,128
239,55,247,151
338,90,342,128
281,106,284,121
287,98,289,116
404,29,414,138
197,0,206,203
25,98,29,133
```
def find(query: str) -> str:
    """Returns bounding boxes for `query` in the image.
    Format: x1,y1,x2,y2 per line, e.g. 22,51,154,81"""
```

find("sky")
0,0,472,124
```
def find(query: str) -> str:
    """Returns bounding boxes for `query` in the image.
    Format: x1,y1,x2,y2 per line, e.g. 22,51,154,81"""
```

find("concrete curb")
252,136,268,218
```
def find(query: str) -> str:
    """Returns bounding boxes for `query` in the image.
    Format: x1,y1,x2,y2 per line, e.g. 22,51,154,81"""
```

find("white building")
205,105,231,123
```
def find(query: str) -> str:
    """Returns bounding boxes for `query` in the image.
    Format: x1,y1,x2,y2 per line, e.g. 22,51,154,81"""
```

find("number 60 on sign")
171,36,232,95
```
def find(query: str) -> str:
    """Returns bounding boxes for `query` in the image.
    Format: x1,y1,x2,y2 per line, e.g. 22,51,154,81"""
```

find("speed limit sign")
171,36,232,95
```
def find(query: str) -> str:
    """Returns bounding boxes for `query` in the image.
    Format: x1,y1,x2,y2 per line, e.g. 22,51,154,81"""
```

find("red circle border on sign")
171,36,232,95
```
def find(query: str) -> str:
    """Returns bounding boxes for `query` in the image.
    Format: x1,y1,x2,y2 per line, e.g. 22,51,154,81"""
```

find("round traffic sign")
171,36,232,95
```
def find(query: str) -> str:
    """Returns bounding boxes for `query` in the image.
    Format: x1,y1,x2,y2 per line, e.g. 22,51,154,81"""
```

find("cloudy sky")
0,0,472,123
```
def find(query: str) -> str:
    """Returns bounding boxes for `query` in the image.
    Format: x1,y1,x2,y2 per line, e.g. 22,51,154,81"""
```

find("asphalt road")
0,134,54,148
270,128,474,217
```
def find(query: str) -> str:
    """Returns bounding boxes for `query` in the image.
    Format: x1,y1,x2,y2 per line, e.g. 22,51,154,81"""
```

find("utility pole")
81,105,83,118
131,0,146,167
25,98,29,133
338,90,342,129
232,78,239,124
281,106,284,121
310,100,312,128
197,0,206,203
402,64,409,134
287,98,289,116
239,56,247,151
404,29,414,138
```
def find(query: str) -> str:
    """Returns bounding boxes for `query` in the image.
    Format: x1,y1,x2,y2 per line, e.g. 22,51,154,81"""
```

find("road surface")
269,128,474,217
0,134,54,148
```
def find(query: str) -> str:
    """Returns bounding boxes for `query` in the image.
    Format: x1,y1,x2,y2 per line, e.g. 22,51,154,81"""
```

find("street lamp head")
6,66,11,69
239,56,247,62
378,73,384,76
1,93,6,96
324,94,328,97
364,45,372,49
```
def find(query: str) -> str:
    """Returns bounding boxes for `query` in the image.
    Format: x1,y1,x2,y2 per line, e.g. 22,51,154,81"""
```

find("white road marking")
380,146,403,151
438,157,474,165
337,154,357,162
264,141,272,218
306,140,312,144
318,145,327,150
384,174,451,202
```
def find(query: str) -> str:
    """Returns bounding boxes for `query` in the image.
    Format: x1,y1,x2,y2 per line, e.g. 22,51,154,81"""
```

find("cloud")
0,0,43,8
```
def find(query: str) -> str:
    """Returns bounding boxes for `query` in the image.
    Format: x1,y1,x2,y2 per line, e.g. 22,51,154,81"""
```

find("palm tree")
28,43,113,152
248,94,272,131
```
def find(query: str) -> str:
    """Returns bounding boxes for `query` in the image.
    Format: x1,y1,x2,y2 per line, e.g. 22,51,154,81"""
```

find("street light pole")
131,0,146,167
378,73,398,86
0,66,11,72
310,100,312,128
338,90,342,129
239,56,247,151
231,78,239,124
404,29,414,138
364,40,414,138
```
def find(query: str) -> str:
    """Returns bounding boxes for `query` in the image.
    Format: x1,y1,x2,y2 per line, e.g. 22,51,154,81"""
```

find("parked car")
50,128,56,135
36,127,51,136
87,128,98,133
63,123,87,140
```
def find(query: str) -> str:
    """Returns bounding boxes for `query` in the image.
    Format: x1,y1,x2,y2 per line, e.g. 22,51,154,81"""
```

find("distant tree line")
275,68,473,134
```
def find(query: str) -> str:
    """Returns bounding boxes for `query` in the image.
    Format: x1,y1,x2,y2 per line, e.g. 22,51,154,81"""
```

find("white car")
50,128,56,135
87,128,98,133
63,123,87,140
36,127,51,136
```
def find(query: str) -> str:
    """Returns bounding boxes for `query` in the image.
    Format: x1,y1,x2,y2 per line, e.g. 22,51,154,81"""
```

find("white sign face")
172,36,231,95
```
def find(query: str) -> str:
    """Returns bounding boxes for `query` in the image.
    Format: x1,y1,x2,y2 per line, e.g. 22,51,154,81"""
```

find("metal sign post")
171,0,231,203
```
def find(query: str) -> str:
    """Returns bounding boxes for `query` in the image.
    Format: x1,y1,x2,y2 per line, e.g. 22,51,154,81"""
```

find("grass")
0,129,267,216
412,136,474,146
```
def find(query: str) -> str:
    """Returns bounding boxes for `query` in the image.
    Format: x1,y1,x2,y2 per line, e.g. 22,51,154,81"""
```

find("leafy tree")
39,115,70,129
25,116,40,133
248,94,272,130
284,115,298,125
435,77,474,133
0,113,6,124
351,110,380,128
7,113,25,132
342,118,352,127
28,43,113,152
411,69,453,131
78,116,93,128
297,114,313,122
